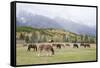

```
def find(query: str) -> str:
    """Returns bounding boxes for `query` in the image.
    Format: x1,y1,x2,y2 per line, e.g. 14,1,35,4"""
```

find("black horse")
73,43,79,48
27,44,37,51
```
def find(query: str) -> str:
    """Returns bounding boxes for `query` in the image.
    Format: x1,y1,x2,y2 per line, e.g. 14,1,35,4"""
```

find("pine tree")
25,36,30,43
19,33,25,40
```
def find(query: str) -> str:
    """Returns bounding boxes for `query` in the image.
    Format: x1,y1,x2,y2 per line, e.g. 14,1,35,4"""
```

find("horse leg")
35,47,37,51
27,47,30,51
46,50,52,56
51,48,54,55
37,51,40,56
46,50,49,56
77,46,78,48
37,48,42,56
85,45,86,48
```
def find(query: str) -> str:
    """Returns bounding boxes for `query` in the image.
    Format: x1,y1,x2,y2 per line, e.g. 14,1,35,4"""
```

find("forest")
16,26,96,43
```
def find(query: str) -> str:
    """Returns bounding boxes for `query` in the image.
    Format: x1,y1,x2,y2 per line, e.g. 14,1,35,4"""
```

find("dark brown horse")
27,44,37,51
80,43,85,47
80,43,90,48
73,43,79,48
38,44,54,56
84,43,91,48
52,43,64,49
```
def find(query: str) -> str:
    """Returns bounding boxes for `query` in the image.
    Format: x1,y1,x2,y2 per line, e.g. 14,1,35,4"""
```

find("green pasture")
16,45,96,65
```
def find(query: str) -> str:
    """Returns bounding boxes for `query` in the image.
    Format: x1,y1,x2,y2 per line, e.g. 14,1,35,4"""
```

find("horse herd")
23,42,91,56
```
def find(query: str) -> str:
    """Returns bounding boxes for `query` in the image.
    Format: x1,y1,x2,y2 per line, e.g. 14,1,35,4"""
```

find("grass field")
16,44,96,65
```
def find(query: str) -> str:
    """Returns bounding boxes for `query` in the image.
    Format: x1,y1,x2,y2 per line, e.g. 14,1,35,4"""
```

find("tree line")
17,31,96,44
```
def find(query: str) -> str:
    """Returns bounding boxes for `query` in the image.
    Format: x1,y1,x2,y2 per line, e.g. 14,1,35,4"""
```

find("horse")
80,43,85,47
27,44,37,51
84,43,90,48
38,44,54,56
80,43,90,48
52,43,64,49
73,43,79,48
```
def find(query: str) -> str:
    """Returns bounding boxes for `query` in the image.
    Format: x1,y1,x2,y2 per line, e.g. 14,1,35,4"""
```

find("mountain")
55,17,96,36
17,11,63,29
17,10,96,36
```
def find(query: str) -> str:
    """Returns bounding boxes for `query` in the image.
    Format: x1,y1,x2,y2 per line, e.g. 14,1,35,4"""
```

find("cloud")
16,3,96,27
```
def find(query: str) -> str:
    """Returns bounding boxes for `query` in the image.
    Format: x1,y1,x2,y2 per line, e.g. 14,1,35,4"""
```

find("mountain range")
16,10,96,36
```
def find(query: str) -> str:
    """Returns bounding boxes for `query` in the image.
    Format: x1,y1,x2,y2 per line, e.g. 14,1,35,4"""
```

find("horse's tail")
51,47,54,55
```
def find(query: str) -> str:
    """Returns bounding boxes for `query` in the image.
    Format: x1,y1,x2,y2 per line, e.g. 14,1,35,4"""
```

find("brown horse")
38,44,54,56
27,44,37,51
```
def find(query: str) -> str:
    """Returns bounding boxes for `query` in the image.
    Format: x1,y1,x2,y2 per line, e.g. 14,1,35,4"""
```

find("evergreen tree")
84,35,89,43
19,33,25,40
25,36,30,43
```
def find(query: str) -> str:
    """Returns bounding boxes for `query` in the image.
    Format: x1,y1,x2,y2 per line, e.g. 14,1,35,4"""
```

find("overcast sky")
16,3,96,27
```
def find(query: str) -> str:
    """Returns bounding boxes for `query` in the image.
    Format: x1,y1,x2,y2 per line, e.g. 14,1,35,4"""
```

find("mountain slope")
17,11,63,29
55,17,96,35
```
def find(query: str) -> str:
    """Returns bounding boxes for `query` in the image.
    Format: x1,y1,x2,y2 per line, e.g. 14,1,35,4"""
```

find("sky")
16,3,96,27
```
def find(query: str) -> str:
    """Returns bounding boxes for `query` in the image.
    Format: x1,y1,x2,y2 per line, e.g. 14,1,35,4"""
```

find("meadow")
16,43,96,65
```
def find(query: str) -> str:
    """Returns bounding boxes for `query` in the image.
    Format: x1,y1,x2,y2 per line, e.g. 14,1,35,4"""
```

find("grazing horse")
27,44,37,51
73,43,79,48
38,44,54,56
84,43,90,48
80,43,90,48
52,44,64,49
80,43,85,47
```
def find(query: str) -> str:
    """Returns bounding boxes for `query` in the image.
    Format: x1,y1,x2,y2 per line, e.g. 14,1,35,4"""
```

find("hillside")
16,26,96,43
